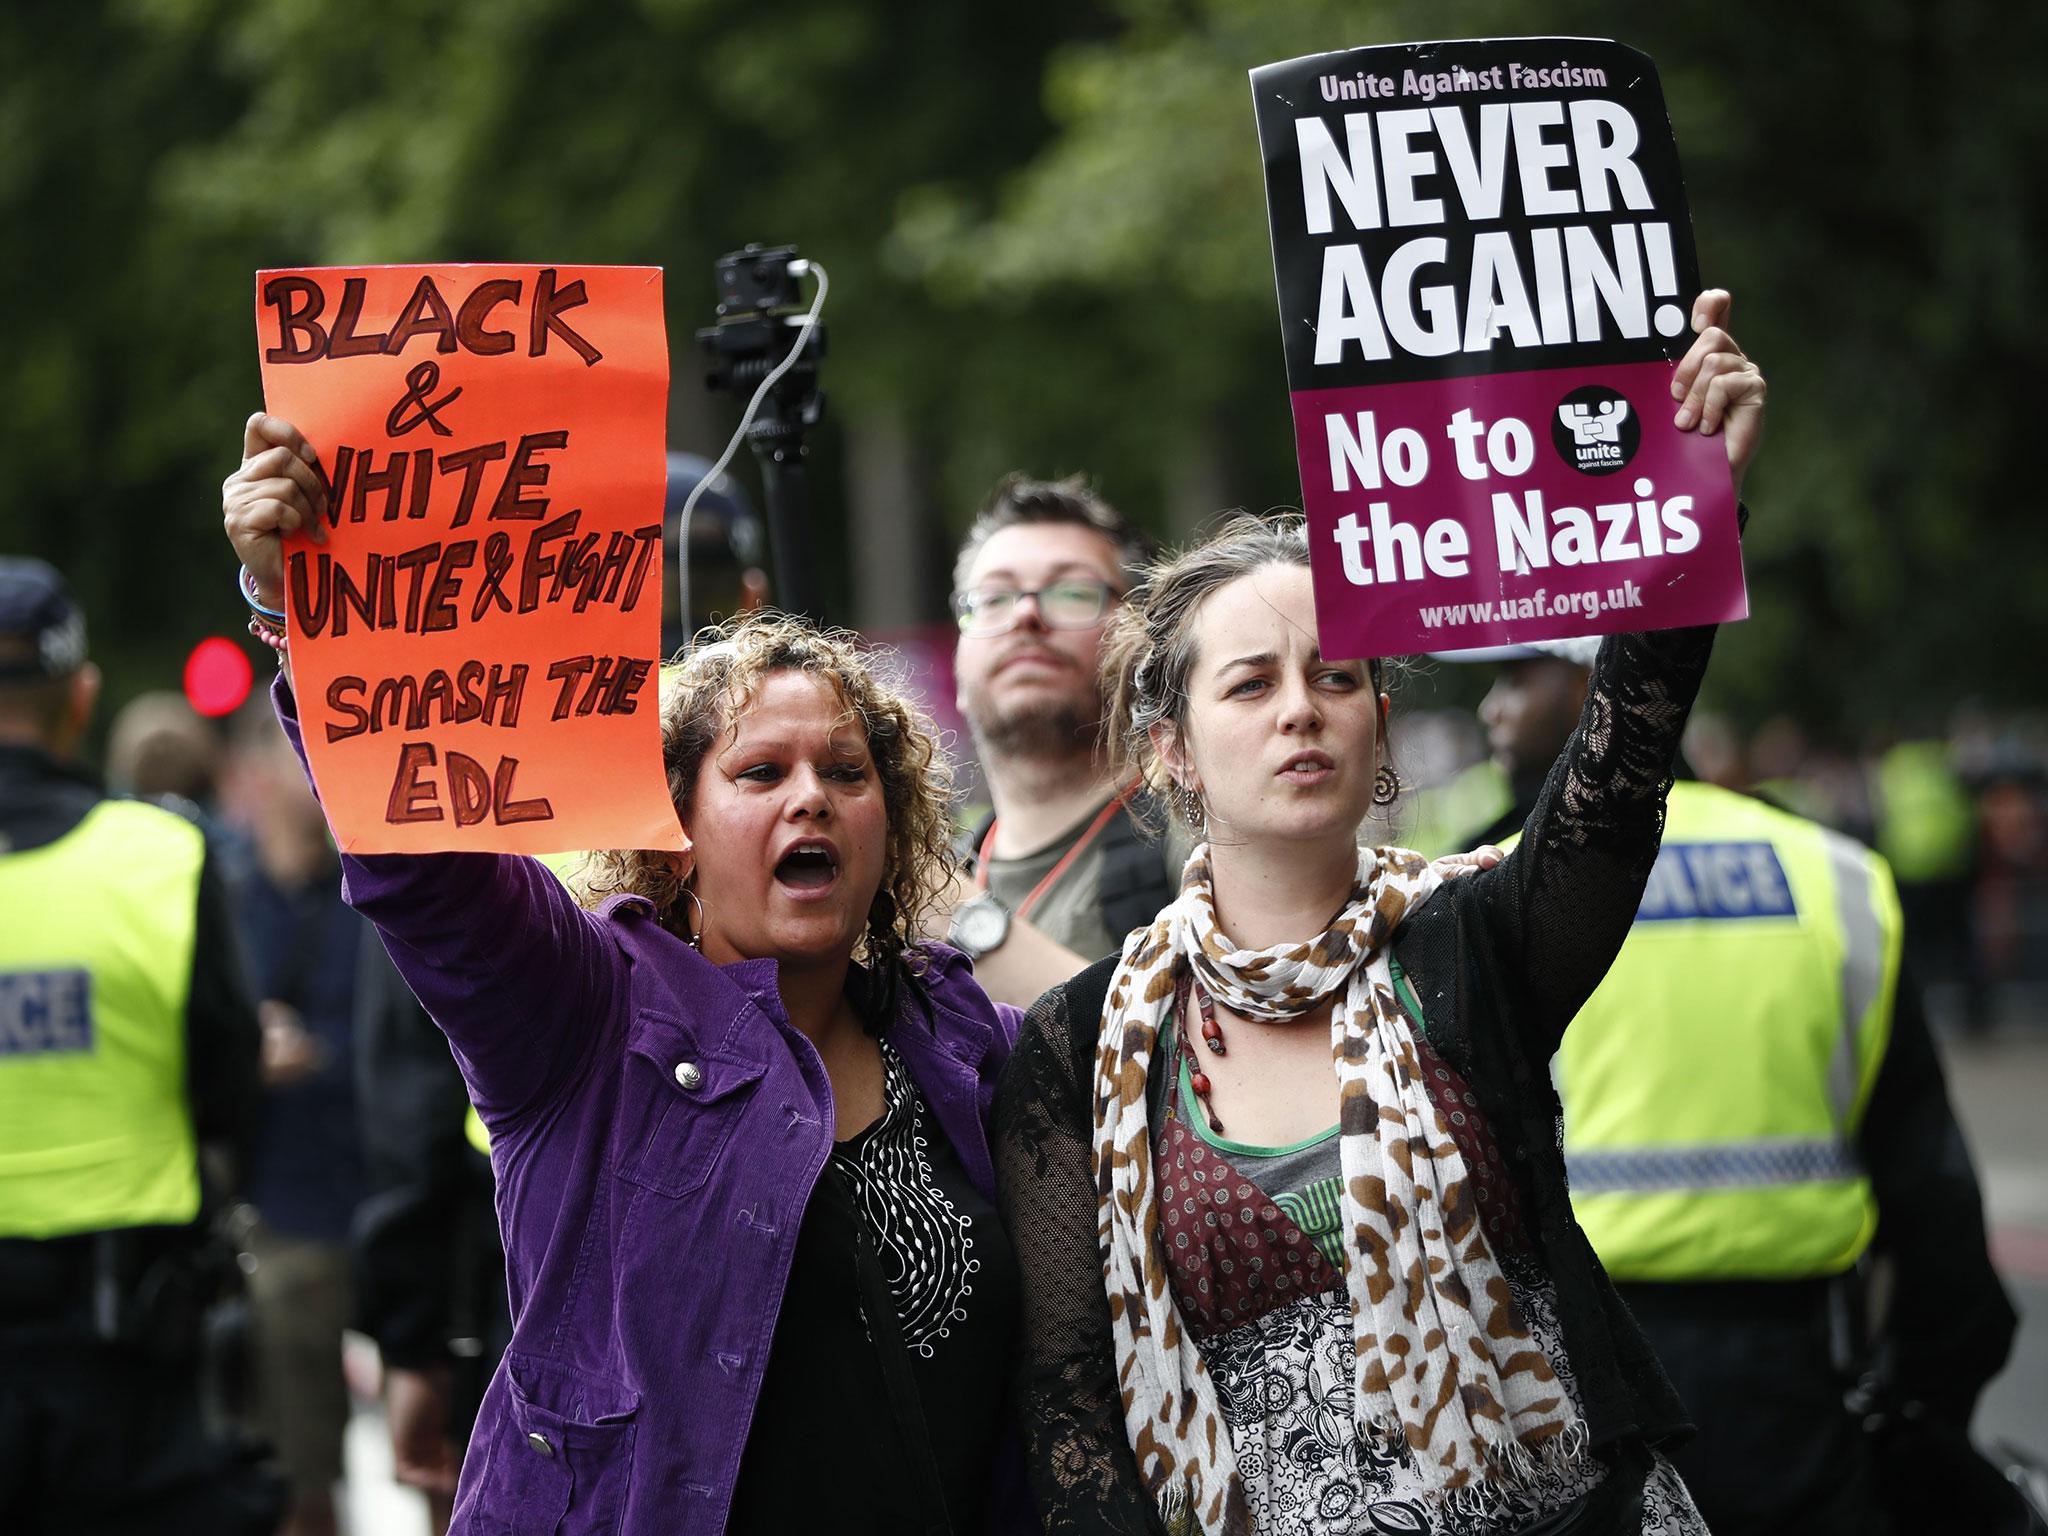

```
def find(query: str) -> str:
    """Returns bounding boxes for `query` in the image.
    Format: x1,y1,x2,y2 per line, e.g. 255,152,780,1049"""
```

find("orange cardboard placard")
256,263,686,856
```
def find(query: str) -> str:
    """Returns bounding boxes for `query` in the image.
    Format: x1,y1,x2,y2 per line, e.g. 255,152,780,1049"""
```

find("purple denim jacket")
277,683,1022,1534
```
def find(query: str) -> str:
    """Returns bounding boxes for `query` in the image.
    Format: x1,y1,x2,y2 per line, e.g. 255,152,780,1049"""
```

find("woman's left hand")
1672,289,1768,499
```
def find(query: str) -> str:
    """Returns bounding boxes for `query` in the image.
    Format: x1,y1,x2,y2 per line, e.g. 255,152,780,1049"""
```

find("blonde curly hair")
577,612,957,988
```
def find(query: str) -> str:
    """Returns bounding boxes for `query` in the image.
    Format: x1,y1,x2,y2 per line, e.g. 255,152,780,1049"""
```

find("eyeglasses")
950,577,1121,635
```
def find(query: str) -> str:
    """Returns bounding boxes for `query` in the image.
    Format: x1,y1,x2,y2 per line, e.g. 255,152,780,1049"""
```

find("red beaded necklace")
1182,977,1229,1135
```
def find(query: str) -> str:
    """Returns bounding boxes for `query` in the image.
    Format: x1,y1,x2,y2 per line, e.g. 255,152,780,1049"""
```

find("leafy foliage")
1,0,2041,734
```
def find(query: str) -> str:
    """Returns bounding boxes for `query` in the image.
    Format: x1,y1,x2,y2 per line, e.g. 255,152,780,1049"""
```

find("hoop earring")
1373,764,1401,806
1180,780,1207,831
680,883,707,951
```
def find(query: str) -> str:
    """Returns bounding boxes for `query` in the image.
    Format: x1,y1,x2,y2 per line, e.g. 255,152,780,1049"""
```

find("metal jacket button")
674,1062,704,1091
527,1432,554,1457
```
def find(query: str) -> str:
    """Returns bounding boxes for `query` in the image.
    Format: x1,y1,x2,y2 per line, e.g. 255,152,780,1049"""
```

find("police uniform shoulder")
1690,781,1890,874
1742,783,1876,853
1813,820,1895,884
1678,779,1817,834
94,795,208,852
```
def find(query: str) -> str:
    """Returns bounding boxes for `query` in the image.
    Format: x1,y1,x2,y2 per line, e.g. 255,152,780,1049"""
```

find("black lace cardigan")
993,626,1717,1534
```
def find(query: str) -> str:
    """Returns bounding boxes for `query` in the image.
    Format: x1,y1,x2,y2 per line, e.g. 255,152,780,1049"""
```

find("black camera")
714,244,806,318
697,243,826,408
693,244,829,618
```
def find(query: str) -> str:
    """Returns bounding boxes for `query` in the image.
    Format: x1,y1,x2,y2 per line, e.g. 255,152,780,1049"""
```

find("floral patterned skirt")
1198,1282,1711,1536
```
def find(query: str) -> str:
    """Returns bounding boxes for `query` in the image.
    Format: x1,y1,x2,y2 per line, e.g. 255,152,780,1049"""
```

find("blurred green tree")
0,0,275,709
0,0,1119,712
1,0,2041,739
890,0,2048,732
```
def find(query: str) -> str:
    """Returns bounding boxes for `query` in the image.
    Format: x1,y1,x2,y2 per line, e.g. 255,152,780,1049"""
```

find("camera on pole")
695,244,827,621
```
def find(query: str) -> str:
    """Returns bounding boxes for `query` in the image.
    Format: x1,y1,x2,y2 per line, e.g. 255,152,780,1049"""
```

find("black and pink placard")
1251,38,1748,658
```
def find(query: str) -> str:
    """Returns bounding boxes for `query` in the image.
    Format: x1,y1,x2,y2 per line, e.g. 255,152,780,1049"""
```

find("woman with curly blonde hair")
223,417,1030,1536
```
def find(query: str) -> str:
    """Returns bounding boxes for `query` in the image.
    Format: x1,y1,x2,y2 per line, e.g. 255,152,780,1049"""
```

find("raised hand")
1671,289,1767,499
221,412,328,608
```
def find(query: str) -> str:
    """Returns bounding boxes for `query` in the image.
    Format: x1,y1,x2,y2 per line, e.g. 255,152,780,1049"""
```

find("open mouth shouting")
773,837,842,897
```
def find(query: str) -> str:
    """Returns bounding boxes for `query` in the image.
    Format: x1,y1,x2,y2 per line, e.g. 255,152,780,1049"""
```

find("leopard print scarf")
1092,844,1583,1534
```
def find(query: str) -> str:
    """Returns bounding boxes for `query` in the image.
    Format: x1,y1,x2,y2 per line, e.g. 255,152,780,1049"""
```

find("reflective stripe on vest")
0,800,206,1239
1825,828,1887,1128
1513,781,1901,1281
1565,1135,1862,1193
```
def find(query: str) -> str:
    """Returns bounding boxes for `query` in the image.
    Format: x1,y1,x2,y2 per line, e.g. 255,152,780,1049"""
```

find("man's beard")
968,692,1100,764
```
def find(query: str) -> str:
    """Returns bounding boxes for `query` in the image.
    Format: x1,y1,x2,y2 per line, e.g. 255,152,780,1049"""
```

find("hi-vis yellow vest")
1875,740,1975,885
0,800,206,1239
1405,758,1514,860
1511,781,1902,1281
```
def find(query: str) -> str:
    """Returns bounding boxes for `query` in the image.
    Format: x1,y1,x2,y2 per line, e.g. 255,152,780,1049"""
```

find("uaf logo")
1552,385,1640,476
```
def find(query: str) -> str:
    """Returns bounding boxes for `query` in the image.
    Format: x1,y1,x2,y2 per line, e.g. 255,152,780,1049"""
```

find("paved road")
1948,1030,2048,1458
342,1402,431,1536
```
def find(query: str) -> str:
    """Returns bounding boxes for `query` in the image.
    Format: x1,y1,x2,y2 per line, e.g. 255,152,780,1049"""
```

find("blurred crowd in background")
1392,692,2048,1037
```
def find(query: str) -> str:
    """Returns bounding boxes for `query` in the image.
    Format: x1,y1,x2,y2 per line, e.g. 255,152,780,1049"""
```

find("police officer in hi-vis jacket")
0,558,277,1534
1428,638,2021,1536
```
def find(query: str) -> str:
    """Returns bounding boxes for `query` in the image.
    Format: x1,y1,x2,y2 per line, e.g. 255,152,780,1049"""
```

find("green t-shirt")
983,800,1188,965
1164,961,1434,1272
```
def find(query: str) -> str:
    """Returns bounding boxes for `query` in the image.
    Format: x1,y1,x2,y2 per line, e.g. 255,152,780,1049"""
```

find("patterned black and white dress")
833,1040,987,1355
728,1039,1020,1535
1157,1009,1709,1536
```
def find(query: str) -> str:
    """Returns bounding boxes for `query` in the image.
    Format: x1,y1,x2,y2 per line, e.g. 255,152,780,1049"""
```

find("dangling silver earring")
1180,780,1207,831
1373,764,1401,806
680,883,707,951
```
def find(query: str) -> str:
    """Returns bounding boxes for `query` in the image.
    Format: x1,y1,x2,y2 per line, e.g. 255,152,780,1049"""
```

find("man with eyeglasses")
938,475,1182,1006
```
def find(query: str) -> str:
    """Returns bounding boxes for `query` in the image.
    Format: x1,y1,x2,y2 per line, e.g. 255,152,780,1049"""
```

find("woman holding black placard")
996,291,1763,1535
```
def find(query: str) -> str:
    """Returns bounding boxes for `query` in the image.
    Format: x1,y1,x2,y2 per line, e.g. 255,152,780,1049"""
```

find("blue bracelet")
239,565,287,623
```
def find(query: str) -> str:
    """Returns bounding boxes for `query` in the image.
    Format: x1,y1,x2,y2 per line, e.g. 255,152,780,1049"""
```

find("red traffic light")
183,636,254,718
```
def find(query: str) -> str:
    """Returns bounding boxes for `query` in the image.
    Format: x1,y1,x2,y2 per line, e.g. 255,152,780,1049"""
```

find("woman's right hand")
222,412,328,609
